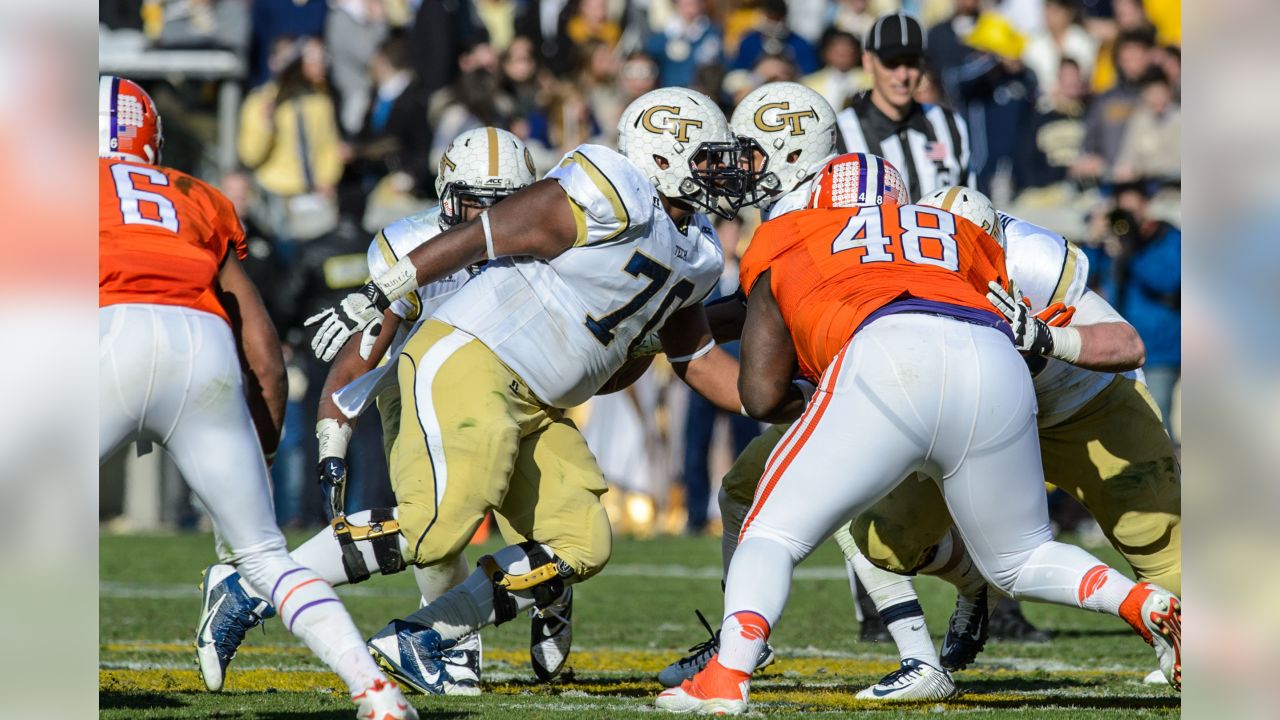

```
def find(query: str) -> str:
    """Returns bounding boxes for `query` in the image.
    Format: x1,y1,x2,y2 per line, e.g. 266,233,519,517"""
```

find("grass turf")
100,531,1179,718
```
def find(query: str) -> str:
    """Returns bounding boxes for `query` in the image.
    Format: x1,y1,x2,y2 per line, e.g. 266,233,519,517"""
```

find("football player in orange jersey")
97,76,416,720
656,153,1181,715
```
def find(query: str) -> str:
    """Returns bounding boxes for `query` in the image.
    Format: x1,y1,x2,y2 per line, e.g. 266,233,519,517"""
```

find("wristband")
374,257,419,305
316,418,352,459
1047,325,1082,364
481,210,497,260
668,339,716,364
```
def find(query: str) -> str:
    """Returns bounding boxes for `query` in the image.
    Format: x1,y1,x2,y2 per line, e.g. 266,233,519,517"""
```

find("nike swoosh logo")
871,686,900,697
409,646,441,686
909,623,924,632
196,594,227,648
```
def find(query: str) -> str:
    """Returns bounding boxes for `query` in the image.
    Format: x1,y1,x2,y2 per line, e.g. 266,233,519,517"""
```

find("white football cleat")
656,657,750,715
530,586,573,681
352,678,418,720
855,658,957,701
1142,668,1167,684
1139,586,1181,690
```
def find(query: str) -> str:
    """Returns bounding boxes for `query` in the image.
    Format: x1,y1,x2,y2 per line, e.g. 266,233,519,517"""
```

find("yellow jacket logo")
440,152,457,173
641,105,704,143
754,102,819,136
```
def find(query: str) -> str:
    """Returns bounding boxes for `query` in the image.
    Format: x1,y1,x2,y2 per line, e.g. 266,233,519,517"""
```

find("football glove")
987,281,1082,363
305,282,389,362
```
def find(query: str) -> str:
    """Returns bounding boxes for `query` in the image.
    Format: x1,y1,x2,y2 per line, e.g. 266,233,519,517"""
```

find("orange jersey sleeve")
99,158,247,322
740,201,1009,380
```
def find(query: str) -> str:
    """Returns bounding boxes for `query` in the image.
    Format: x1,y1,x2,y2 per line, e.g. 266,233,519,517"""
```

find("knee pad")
478,541,574,626
332,508,406,583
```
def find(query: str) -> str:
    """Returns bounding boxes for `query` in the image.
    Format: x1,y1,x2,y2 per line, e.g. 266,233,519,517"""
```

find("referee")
837,12,974,200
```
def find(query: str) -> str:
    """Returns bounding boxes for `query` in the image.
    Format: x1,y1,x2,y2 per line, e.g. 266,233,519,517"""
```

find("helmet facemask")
439,182,518,229
678,140,748,220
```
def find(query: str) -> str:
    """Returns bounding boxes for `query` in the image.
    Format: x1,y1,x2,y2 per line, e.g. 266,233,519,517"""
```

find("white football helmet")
730,82,837,207
435,127,538,228
617,87,746,219
917,186,1005,248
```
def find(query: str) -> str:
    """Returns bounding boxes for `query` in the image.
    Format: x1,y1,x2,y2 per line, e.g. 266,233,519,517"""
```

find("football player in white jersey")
657,82,958,702
300,87,815,695
195,128,537,695
835,187,1180,683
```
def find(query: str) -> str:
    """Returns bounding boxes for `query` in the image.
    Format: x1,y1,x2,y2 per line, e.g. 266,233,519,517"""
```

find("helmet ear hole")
786,149,802,163
653,154,671,171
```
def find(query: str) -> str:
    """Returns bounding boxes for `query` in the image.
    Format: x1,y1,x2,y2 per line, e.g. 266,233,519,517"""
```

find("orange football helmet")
807,152,908,209
98,76,163,164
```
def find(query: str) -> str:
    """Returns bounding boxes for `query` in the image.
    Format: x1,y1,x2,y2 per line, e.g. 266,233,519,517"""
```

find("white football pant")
726,313,1122,636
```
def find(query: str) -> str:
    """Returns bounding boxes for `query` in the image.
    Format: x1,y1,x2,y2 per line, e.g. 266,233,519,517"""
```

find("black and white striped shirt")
835,92,974,201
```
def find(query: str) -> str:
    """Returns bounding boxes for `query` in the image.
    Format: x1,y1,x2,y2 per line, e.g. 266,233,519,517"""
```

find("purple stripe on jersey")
858,297,1014,342
110,76,121,146
271,567,306,601
286,598,340,631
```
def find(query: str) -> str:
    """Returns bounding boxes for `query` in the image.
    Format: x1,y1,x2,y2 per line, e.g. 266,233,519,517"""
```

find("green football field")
100,531,1179,718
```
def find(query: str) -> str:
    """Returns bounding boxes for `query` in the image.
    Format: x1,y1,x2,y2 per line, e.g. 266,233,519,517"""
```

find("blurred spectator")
950,12,1038,198
837,12,973,201
428,38,514,172
619,50,660,103
249,0,328,87
828,0,901,40
926,0,982,105
1018,57,1089,190
577,40,627,145
343,32,434,216
501,35,547,119
1112,67,1179,185
238,36,343,239
1071,28,1153,181
750,53,800,85
152,0,250,52
1152,43,1179,100
326,0,389,135
527,82,603,160
1110,183,1180,433
644,0,723,88
474,0,521,53
410,0,483,97
802,27,867,111
1024,0,1098,104
1143,0,1179,46
732,0,818,75
994,0,1046,35
1089,0,1152,92
219,170,284,324
564,0,622,50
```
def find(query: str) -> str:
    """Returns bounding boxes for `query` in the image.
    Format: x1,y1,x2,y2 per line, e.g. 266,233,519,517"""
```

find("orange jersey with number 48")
740,200,1009,381
99,157,247,323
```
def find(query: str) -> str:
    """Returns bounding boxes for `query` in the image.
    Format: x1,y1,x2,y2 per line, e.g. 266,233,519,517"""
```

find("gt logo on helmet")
753,102,819,137
640,105,704,143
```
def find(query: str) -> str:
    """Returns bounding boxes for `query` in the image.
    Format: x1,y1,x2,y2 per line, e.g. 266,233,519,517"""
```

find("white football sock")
1007,541,1135,612
402,543,551,642
849,553,939,666
718,611,770,674
718,487,750,578
289,509,412,588
237,553,384,694
414,553,470,606
720,535,795,672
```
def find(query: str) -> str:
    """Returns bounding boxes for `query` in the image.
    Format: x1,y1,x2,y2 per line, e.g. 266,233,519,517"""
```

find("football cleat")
195,564,276,691
438,631,483,695
1138,586,1181,690
656,657,750,715
658,609,774,688
988,597,1051,642
855,658,957,701
367,620,452,696
941,584,989,672
530,586,573,682
351,677,418,720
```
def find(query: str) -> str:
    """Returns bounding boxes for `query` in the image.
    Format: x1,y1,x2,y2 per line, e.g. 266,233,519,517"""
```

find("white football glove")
986,280,1081,363
305,283,388,362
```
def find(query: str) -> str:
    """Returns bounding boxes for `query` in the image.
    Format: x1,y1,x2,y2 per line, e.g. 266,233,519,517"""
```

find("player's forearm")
673,348,743,415
706,293,747,344
740,377,807,424
316,311,401,425
1068,322,1146,373
219,256,287,457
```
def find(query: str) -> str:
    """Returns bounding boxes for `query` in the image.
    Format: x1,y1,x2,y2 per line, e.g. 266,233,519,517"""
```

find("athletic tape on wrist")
1048,325,1082,364
667,339,716,364
374,257,419,305
481,210,496,261
316,418,352,459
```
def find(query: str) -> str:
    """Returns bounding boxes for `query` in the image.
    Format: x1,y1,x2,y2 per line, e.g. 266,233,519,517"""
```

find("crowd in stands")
99,0,1180,534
